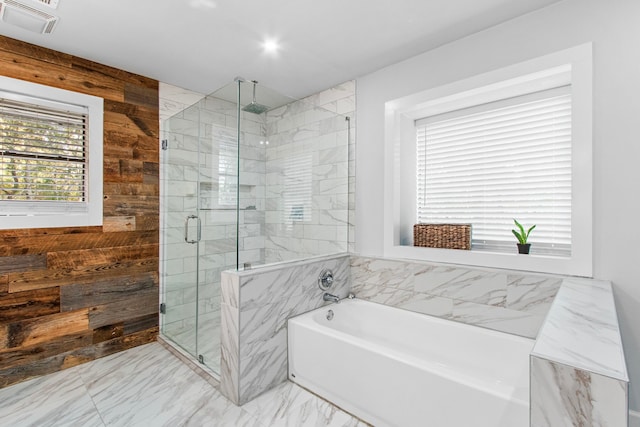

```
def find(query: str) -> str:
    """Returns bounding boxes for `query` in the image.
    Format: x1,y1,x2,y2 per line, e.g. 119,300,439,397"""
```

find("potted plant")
512,219,536,254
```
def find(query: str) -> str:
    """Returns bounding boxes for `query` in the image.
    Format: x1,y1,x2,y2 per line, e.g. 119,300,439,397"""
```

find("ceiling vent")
35,0,59,9
0,0,59,34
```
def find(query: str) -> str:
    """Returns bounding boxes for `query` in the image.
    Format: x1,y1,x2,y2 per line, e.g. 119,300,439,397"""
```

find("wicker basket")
413,224,471,250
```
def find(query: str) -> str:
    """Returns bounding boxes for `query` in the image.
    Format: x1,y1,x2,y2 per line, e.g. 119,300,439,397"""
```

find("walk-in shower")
159,79,351,376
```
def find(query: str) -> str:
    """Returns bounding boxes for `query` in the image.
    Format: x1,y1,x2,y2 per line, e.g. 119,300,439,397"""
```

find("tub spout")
323,292,340,304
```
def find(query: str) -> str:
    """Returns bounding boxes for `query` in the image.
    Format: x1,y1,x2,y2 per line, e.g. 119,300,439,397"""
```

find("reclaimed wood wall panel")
0,35,159,388
0,255,47,274
60,273,157,312
0,276,8,294
3,310,89,349
0,328,158,388
89,291,158,329
0,331,92,370
0,288,60,322
0,230,158,258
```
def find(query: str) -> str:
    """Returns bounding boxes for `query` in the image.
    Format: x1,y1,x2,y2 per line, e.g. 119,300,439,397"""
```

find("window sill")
384,244,591,277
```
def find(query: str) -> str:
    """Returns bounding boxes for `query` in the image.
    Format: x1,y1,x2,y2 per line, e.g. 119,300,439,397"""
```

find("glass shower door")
161,99,202,359
194,81,241,373
161,81,242,375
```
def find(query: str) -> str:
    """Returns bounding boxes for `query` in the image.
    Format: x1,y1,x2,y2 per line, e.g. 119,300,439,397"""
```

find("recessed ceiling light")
188,0,216,10
262,38,280,54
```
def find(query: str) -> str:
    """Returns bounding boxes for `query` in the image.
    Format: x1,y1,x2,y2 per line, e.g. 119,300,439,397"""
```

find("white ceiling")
0,0,563,100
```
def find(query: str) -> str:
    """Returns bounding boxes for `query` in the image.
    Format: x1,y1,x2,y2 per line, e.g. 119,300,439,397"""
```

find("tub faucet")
323,292,340,304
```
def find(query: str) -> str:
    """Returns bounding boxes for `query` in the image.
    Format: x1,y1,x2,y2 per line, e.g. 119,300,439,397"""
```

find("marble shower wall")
220,253,351,405
263,81,355,263
350,255,563,338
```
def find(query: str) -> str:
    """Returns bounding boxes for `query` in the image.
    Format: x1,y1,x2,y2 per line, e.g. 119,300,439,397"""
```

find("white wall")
355,0,640,414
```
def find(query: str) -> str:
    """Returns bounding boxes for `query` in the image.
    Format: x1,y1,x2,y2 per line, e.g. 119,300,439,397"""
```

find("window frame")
0,75,103,230
383,43,592,276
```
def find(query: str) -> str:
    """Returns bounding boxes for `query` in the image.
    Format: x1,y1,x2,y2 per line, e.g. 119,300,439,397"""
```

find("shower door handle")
184,215,201,244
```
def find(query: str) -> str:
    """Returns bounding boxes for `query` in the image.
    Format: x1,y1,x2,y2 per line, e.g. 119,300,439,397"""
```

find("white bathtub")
287,298,534,427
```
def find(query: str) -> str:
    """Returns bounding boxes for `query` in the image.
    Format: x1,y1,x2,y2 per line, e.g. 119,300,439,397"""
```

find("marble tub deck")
0,342,367,427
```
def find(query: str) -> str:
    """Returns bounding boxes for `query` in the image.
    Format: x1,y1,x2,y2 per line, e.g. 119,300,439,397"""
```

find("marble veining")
451,300,544,338
531,356,628,427
506,275,562,314
532,278,628,381
220,302,240,403
414,266,507,306
0,342,365,427
0,365,104,427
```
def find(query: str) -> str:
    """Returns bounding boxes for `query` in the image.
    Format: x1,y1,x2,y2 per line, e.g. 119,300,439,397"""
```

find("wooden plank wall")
0,36,159,388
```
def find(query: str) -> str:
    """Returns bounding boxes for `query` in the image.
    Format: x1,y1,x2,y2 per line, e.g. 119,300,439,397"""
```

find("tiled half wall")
220,254,351,405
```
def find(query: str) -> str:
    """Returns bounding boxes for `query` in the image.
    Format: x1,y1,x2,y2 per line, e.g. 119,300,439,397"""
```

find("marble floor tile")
181,392,265,427
0,342,365,427
273,395,367,427
0,367,105,427
242,380,319,423
243,381,368,427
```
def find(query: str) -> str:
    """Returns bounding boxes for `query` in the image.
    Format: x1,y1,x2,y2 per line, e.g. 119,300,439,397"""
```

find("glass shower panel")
161,100,202,358
243,90,350,266
195,82,242,373
161,81,242,374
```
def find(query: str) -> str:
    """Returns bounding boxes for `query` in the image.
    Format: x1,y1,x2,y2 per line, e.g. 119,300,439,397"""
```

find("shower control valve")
318,269,334,290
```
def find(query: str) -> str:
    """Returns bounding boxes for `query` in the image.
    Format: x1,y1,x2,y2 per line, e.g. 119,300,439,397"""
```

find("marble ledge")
229,252,350,278
531,278,628,382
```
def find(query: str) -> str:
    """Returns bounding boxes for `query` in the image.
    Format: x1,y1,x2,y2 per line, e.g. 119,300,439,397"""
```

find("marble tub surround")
531,278,629,426
531,278,628,379
350,256,562,338
530,356,628,427
220,253,351,405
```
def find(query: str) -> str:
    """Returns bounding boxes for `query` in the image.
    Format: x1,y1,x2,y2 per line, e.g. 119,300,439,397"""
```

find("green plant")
512,219,536,244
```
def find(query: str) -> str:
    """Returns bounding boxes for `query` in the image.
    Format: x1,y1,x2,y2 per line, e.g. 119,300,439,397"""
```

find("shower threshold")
157,335,220,388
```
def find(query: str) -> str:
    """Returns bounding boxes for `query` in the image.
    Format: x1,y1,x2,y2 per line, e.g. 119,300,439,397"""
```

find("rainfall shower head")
242,80,270,114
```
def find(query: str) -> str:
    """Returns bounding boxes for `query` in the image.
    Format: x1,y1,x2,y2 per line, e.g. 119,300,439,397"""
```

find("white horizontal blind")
0,97,88,215
416,86,572,255
218,130,238,206
283,153,312,222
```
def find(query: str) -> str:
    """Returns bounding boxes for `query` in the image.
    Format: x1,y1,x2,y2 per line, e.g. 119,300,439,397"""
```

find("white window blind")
218,130,238,206
416,86,572,255
283,153,312,222
0,96,88,215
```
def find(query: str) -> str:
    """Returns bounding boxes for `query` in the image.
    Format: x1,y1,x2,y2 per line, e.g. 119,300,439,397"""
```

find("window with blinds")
416,85,572,255
0,97,88,214
283,153,312,223
218,130,238,206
